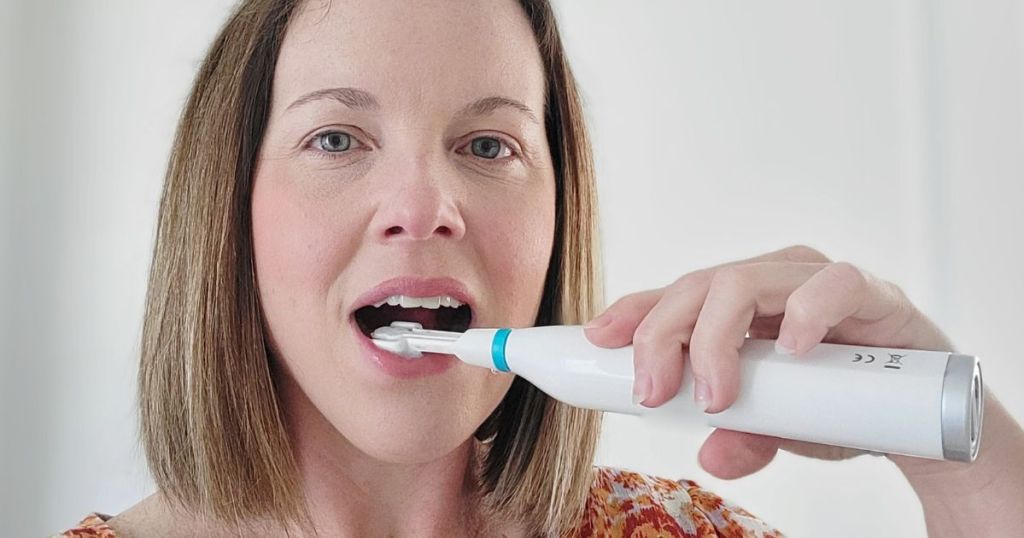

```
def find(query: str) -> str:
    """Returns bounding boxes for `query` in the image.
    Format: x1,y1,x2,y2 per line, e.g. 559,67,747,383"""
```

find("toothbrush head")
370,321,463,359
370,322,426,358
369,337,421,358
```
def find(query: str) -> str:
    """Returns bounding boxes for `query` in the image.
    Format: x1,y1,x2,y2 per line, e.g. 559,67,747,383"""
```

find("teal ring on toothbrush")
491,328,512,372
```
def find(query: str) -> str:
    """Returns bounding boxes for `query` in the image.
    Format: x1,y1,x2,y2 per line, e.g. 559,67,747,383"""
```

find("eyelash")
454,134,519,164
306,130,366,160
304,129,521,165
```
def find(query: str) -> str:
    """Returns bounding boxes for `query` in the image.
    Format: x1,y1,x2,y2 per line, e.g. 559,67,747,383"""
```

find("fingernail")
694,376,712,412
775,334,797,355
584,313,613,330
632,370,651,406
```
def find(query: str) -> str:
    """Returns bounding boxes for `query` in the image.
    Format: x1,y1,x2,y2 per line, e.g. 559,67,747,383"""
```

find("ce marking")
852,353,876,363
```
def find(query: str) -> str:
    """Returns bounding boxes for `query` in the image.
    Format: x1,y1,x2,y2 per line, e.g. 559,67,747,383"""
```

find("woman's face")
251,0,555,464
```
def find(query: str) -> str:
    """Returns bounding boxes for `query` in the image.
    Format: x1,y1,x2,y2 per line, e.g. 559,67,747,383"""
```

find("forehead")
273,0,546,115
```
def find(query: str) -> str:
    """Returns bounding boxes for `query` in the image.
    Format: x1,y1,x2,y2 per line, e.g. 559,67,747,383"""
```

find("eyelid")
457,132,522,160
301,126,373,159
317,130,360,150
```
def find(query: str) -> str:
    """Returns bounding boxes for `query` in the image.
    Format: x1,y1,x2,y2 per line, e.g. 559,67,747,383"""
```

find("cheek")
254,195,324,299
247,160,554,462
473,178,556,324
251,166,356,340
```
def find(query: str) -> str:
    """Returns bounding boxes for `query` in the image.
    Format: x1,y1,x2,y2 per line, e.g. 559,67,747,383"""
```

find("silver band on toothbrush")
941,353,984,462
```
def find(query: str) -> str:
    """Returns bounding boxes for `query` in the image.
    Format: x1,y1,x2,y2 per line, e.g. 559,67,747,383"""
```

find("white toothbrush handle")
453,325,983,462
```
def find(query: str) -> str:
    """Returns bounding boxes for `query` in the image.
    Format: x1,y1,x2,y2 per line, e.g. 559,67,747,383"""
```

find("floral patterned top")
53,466,784,537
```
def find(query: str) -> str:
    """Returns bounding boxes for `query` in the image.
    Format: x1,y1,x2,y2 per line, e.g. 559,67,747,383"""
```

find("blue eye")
314,131,359,153
468,136,512,160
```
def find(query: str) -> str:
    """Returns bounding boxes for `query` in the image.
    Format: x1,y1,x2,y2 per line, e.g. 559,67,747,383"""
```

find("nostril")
384,225,452,238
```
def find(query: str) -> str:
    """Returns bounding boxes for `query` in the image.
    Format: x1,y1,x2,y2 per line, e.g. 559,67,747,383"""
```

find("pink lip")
349,276,474,379
351,319,458,378
350,276,475,313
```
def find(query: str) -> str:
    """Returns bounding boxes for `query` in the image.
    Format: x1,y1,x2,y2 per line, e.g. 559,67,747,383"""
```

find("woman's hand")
583,244,958,479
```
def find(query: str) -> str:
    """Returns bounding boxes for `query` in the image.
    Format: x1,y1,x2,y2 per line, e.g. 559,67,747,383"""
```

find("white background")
2,1,1022,536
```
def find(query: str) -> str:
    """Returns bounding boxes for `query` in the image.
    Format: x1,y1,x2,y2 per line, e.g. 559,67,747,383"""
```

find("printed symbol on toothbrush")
852,353,876,363
884,354,905,370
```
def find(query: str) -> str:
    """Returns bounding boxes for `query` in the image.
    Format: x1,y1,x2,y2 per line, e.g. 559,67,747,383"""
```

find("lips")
351,324,459,378
350,277,475,337
346,276,477,379
348,276,476,315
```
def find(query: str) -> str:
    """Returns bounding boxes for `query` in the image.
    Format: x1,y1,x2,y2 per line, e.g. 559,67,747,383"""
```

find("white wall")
556,1,1024,536
1,0,240,534
2,1,1021,536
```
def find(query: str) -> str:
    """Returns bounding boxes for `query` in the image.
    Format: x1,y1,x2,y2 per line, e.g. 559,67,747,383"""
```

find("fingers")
697,428,781,480
747,314,785,339
776,262,913,354
691,261,913,415
583,288,663,348
688,262,826,412
770,244,832,264
583,244,830,343
717,244,832,267
629,277,709,405
581,245,916,481
699,430,869,479
583,244,836,411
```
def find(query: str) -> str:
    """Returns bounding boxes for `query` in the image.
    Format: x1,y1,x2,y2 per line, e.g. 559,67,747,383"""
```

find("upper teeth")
372,295,465,309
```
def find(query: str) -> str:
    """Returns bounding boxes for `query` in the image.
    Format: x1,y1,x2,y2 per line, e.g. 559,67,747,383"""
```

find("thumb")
583,289,663,348
697,428,782,480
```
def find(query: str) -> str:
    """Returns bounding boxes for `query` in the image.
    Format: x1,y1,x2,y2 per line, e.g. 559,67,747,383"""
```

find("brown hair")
139,0,604,535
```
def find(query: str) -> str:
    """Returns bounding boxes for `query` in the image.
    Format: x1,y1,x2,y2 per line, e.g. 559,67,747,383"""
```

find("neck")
272,364,514,537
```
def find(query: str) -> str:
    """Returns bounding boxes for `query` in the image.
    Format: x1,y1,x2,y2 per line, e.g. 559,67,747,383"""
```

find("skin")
249,0,555,534
111,0,554,536
105,1,1024,536
584,244,1024,535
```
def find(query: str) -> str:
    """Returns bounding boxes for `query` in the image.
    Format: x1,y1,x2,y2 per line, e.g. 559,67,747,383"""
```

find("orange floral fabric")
568,466,785,537
52,513,116,538
53,466,784,537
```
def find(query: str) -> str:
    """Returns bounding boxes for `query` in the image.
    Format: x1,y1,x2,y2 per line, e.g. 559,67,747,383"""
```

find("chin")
324,345,512,464
336,405,480,464
274,333,514,465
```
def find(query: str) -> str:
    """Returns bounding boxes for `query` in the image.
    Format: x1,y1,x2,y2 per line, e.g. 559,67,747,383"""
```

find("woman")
55,0,1024,536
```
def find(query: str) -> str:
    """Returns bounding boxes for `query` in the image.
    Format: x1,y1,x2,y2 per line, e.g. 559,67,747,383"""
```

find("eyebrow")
287,87,380,111
286,87,540,124
456,96,540,125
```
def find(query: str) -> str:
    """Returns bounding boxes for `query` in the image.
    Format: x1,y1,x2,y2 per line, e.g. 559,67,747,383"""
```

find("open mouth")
353,299,472,338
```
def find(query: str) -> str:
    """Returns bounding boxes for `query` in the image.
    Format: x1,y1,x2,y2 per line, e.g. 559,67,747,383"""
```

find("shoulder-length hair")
139,0,604,535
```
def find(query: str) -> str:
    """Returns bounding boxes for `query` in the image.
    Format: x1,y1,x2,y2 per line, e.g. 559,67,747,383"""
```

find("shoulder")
567,465,786,538
50,494,165,538
50,512,118,538
51,493,235,538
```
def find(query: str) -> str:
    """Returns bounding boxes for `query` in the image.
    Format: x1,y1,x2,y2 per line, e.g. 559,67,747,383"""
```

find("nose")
370,159,467,244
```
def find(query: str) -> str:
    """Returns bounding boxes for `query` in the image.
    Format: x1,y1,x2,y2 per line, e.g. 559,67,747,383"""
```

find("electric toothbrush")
370,321,983,463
